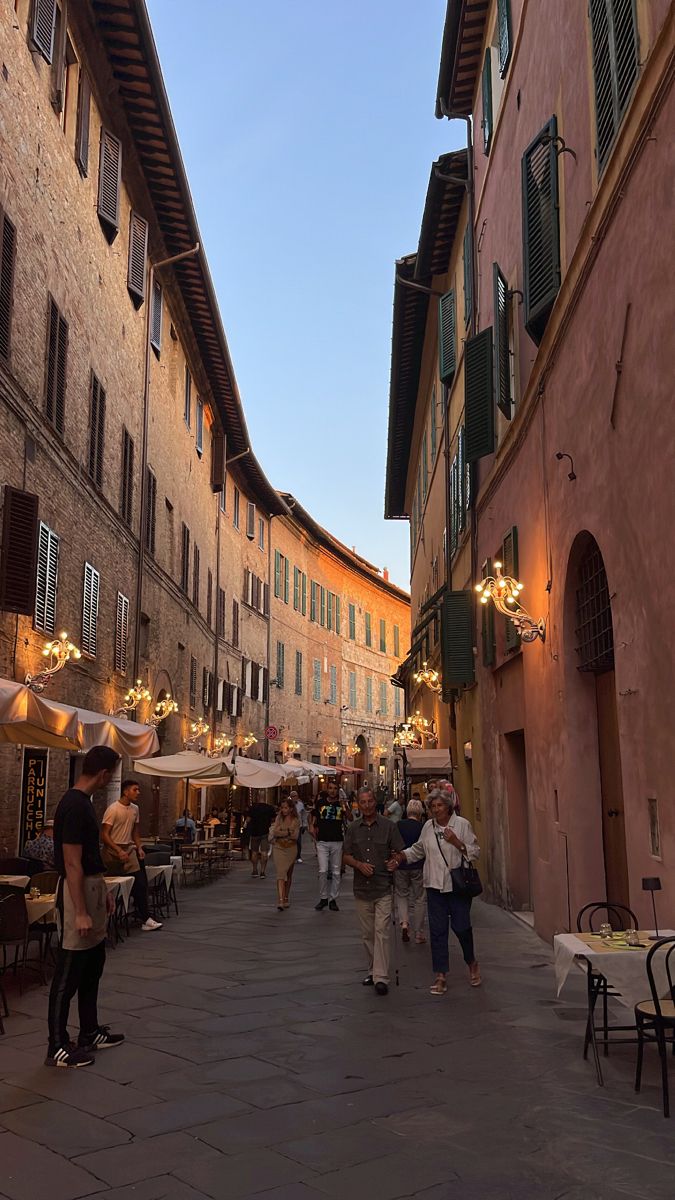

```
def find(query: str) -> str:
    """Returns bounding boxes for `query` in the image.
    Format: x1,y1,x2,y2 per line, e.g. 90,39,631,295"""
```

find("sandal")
429,977,447,995
469,962,482,987
415,934,427,944
401,925,410,943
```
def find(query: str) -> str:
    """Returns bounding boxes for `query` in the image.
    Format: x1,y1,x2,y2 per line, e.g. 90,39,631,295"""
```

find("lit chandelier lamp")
213,733,232,754
111,678,152,718
393,722,420,748
147,695,178,727
413,661,442,694
475,561,546,643
242,732,258,750
325,740,339,757
373,743,389,758
286,738,300,754
190,717,210,739
25,632,81,693
346,742,359,757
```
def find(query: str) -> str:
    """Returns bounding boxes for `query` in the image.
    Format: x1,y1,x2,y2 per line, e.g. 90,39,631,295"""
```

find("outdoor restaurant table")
0,875,30,888
145,863,174,889
554,929,675,1010
104,875,134,913
25,893,56,922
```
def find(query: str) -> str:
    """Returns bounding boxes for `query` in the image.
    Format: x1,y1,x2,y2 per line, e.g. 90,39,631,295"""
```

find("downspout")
265,511,273,762
211,498,221,746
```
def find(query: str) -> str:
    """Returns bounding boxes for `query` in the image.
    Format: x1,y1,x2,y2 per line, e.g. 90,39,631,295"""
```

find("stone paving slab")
73,1131,224,1187
173,1147,316,1199
0,1097,131,1156
0,1129,105,1200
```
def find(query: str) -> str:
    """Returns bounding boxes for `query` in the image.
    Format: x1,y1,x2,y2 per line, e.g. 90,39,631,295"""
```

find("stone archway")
354,733,369,779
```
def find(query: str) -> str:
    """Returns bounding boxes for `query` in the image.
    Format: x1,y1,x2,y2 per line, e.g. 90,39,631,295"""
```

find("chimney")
383,567,390,582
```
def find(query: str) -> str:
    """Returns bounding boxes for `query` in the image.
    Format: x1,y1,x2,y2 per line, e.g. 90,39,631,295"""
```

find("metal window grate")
574,543,614,673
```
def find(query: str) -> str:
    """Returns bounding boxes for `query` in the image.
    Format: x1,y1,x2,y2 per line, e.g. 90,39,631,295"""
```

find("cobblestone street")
0,855,672,1200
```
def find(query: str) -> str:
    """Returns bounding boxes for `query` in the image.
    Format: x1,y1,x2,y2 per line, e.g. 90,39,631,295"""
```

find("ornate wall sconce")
111,679,152,718
325,740,339,757
213,733,232,754
190,717,210,739
475,561,546,643
373,742,389,758
242,732,258,750
393,722,420,748
413,661,442,694
147,695,178,727
346,742,359,757
286,739,300,754
25,633,81,693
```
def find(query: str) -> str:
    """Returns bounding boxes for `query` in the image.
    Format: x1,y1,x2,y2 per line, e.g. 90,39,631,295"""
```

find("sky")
146,0,464,590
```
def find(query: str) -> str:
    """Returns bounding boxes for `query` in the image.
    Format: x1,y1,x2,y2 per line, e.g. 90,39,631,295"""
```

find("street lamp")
286,738,300,754
147,695,178,727
111,678,152,718
475,562,546,642
413,661,442,694
213,733,232,754
25,632,81,693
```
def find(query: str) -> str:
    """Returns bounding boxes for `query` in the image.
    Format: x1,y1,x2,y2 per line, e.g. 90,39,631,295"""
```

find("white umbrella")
282,758,337,778
0,678,159,756
133,750,229,780
231,757,285,789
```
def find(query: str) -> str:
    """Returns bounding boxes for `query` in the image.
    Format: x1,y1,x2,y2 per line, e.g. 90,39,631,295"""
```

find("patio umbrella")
282,759,337,778
231,757,285,789
133,750,229,781
0,678,159,756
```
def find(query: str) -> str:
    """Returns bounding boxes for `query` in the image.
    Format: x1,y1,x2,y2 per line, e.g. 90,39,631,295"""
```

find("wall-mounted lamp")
556,451,576,481
286,738,300,754
325,740,339,757
26,632,81,693
213,733,232,754
111,678,152,718
413,661,442,694
147,695,178,727
475,562,546,643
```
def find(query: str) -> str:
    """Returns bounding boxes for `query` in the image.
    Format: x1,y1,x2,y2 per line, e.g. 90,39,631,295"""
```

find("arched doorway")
568,534,629,907
354,734,368,778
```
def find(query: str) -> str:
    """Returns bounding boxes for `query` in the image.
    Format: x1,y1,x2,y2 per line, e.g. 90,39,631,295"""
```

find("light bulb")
494,561,502,571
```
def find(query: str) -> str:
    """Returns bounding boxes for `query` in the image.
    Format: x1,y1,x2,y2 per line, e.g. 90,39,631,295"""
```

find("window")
45,297,68,435
522,117,561,344
589,0,639,172
150,280,162,355
379,618,386,653
312,658,321,702
481,49,493,154
232,598,239,647
365,612,372,647
0,207,17,363
219,481,226,513
35,521,59,634
184,366,191,428
310,581,318,622
87,372,106,489
349,671,357,709
192,544,200,609
442,590,476,687
574,538,614,672
295,650,303,696
329,665,337,705
422,430,428,500
206,568,213,627
203,666,212,708
145,468,157,554
465,327,494,463
195,397,204,455
301,572,307,616
365,677,373,713
438,290,456,385
30,0,56,62
75,68,90,176
127,212,147,306
115,592,129,673
211,431,225,492
0,487,38,615
502,526,520,652
430,385,437,461
81,562,100,657
283,557,290,604
120,429,134,525
481,559,496,667
493,263,512,419
327,592,334,632
97,128,121,240
258,517,265,551
217,586,226,636
274,550,282,598
189,656,197,707
348,603,356,640
233,487,240,530
379,680,388,716
394,624,400,657
246,501,256,540
394,687,402,718
463,225,473,329
497,0,512,74
335,595,341,636
319,586,325,627
180,523,190,592
293,565,300,610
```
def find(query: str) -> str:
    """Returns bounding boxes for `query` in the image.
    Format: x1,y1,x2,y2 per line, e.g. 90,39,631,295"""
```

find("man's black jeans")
47,940,105,1051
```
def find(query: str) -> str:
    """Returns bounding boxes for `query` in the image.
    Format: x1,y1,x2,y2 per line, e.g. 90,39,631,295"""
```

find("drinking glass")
599,922,612,940
626,929,641,947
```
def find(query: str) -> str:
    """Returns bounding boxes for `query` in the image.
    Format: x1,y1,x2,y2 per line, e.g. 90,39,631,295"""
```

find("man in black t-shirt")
46,746,125,1069
247,801,275,878
309,777,352,911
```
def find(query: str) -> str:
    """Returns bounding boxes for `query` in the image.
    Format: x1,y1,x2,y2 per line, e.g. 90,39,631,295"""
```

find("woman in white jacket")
389,788,481,994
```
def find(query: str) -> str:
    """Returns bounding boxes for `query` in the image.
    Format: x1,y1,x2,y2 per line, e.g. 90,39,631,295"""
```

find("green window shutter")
302,572,307,615
327,593,333,632
464,327,494,462
481,49,493,154
310,581,317,622
293,566,300,610
349,602,356,640
438,290,456,385
497,0,512,75
393,624,400,657
462,227,473,329
379,618,386,653
502,525,520,651
458,426,467,531
335,595,341,636
349,671,357,709
449,456,458,557
493,263,512,418
430,385,437,459
441,590,475,696
481,558,496,667
283,557,289,604
365,612,372,647
522,116,560,345
274,550,281,598
320,586,326,626
590,0,639,172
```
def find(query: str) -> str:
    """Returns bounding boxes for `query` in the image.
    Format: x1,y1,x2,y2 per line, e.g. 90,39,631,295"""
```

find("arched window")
574,539,614,673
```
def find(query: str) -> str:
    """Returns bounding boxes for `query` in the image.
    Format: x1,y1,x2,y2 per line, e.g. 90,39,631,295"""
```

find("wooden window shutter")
590,0,639,172
462,225,473,328
150,280,162,353
145,468,157,554
31,0,57,63
217,586,226,636
263,582,269,616
202,666,209,708
75,69,91,176
0,487,39,615
189,656,197,707
127,213,147,305
493,263,512,418
82,562,100,657
193,543,200,608
336,595,341,636
180,523,190,591
207,568,213,627
0,210,17,363
35,522,59,634
45,297,68,435
98,129,122,237
481,558,496,667
232,598,239,647
88,373,106,489
481,49,493,154
195,397,204,455
464,327,494,462
115,592,129,673
522,116,561,344
120,429,134,525
458,426,467,532
437,590,473,696
246,502,256,540
497,0,512,75
502,525,520,651
301,572,307,616
210,430,225,491
439,289,454,386
449,456,459,556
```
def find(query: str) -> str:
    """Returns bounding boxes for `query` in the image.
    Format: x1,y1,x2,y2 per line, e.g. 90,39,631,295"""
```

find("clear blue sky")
146,0,463,590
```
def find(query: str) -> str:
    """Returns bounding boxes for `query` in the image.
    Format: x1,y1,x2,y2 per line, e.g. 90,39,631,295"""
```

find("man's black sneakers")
315,898,329,910
375,982,389,996
45,1043,94,1068
329,900,339,911
362,975,374,986
78,1025,125,1050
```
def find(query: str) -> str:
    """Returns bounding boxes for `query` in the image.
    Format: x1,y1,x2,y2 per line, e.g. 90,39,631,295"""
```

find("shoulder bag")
433,829,483,898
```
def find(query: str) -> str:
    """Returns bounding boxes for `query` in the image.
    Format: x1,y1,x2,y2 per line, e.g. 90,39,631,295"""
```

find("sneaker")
362,974,374,986
315,899,329,910
45,1043,95,1068
141,918,162,931
296,858,303,864
79,1025,125,1051
329,900,339,911
374,982,389,996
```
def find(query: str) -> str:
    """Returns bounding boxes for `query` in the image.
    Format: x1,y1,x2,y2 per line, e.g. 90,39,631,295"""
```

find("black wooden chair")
0,885,45,993
27,871,59,964
0,857,40,881
635,936,675,1118
576,901,639,1085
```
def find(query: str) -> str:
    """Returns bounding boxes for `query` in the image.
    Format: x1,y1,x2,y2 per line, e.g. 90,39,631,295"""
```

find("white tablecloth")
105,875,134,913
0,875,30,888
25,893,56,922
145,864,174,889
554,930,675,1010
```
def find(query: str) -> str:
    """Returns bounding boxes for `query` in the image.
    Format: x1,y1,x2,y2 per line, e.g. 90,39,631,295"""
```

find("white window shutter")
82,562,100,657
230,684,238,717
115,592,129,672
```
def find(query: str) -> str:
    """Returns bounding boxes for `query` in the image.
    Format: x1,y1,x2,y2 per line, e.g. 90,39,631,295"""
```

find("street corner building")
0,0,410,850
385,0,675,940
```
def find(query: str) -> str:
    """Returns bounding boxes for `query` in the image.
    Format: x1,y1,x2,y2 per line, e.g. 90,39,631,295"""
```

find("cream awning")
404,748,453,778
0,678,159,756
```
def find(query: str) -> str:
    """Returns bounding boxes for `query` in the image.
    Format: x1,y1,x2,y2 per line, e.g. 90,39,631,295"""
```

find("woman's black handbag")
450,856,483,898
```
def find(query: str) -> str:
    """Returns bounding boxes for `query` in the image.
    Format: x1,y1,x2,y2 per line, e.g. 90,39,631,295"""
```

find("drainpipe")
265,511,273,762
132,243,200,685
211,499,221,746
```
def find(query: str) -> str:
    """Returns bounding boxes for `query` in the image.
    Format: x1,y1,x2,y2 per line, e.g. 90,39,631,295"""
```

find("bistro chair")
0,857,40,881
635,936,675,1118
27,871,59,963
576,901,639,1079
0,885,45,993
144,852,172,919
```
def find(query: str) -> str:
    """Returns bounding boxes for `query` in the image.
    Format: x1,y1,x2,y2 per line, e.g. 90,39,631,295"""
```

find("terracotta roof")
435,0,489,119
90,0,286,516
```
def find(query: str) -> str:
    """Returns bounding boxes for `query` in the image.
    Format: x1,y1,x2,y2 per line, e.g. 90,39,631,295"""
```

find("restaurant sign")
19,747,49,851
